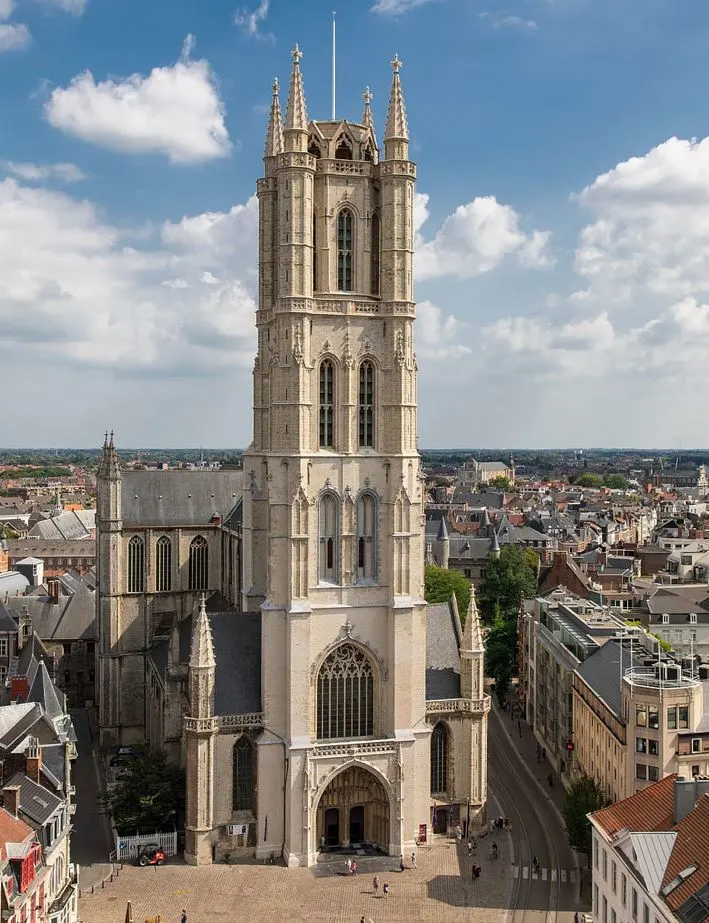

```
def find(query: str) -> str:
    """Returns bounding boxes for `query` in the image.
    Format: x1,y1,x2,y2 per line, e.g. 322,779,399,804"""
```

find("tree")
478,545,538,622
488,475,512,492
602,473,629,490
424,565,472,622
562,775,610,860
485,614,518,705
574,472,603,488
101,749,185,836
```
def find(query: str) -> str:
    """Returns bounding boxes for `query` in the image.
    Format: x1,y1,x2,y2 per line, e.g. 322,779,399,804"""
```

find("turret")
383,55,409,162
264,77,284,160
188,594,216,720
460,586,485,701
489,530,500,560
436,516,450,570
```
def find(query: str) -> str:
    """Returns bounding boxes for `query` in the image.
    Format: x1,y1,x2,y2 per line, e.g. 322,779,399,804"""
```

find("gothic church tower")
243,48,430,866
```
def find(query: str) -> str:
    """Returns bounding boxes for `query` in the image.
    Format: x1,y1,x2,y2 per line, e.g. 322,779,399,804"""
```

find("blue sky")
2,0,709,448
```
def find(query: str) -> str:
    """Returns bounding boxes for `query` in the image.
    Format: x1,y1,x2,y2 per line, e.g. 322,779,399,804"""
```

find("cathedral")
96,47,490,868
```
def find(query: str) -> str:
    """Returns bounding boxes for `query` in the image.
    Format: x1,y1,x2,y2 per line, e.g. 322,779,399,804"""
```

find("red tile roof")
661,793,709,913
591,775,677,838
0,808,33,847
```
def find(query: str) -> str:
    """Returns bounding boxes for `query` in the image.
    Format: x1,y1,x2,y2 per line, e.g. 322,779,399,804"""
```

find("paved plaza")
78,837,516,923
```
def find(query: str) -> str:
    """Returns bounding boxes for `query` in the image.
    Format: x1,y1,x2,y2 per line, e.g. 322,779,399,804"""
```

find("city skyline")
1,0,709,447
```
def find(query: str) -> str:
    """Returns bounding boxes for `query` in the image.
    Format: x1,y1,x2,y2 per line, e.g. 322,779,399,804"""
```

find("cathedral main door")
316,766,390,851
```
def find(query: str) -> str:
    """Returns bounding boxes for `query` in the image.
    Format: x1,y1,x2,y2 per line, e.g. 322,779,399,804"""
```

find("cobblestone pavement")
78,838,515,923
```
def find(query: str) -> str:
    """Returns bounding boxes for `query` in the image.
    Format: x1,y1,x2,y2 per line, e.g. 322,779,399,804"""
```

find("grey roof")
28,509,94,540
27,663,64,721
0,571,30,595
5,770,62,825
6,580,96,641
14,634,53,690
426,601,462,700
209,611,262,715
121,470,244,527
39,743,65,788
647,589,709,617
490,532,500,553
629,832,676,894
436,517,449,541
8,539,96,561
575,639,646,718
0,604,19,635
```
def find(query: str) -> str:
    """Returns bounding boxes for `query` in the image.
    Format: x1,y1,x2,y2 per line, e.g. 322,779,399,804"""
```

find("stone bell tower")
243,47,429,867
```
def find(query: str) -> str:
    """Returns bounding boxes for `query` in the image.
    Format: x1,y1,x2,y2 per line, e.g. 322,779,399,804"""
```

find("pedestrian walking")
320,835,326,851
352,859,358,875
574,913,580,923
489,818,495,834
467,840,472,857
181,912,187,923
474,865,481,880
383,881,389,899
400,856,405,872
373,874,380,896
346,857,352,875
411,851,417,869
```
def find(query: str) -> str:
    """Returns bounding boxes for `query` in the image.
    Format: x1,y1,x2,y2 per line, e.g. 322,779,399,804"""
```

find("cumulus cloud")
415,195,552,280
233,0,273,41
0,22,29,50
0,178,258,374
2,161,86,183
479,12,538,29
417,300,472,361
44,37,231,164
370,0,438,14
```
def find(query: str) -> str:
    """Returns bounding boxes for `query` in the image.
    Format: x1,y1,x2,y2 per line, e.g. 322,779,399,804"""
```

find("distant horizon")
0,447,708,455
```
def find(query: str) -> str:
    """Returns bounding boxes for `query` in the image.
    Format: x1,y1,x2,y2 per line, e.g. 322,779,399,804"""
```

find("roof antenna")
331,11,336,120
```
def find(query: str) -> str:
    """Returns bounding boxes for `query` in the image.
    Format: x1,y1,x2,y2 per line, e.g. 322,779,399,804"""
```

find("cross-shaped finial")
291,44,303,65
391,54,402,74
363,86,373,106
272,77,279,95
343,618,353,638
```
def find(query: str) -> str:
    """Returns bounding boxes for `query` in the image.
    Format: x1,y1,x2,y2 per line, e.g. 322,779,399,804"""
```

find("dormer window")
690,612,697,624
308,138,321,158
335,136,352,160
662,613,670,624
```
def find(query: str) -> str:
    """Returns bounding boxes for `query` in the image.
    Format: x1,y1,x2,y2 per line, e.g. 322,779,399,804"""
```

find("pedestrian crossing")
512,866,578,883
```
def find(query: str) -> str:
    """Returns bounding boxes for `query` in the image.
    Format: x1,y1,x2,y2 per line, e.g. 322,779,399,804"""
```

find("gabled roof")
592,774,677,838
120,470,244,527
0,605,18,635
27,663,64,721
0,807,34,851
662,795,709,913
628,832,677,894
4,771,62,826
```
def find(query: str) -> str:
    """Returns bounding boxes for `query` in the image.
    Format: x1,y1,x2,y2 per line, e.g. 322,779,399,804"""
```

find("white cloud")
370,0,438,14
233,0,273,41
40,0,88,13
417,300,472,361
416,195,552,280
2,161,86,183
0,22,29,50
479,12,538,29
44,38,231,164
0,0,14,19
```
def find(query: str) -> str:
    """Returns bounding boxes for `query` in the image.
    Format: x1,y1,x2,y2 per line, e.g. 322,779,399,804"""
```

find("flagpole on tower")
331,11,336,120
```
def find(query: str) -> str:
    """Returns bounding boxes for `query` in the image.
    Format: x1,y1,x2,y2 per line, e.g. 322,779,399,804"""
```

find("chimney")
48,579,60,605
673,776,709,824
3,785,20,818
25,738,41,785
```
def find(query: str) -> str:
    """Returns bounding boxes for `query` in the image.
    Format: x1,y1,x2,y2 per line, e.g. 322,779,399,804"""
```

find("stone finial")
362,86,374,129
285,44,308,134
98,429,120,479
384,54,409,143
264,77,284,158
190,594,216,670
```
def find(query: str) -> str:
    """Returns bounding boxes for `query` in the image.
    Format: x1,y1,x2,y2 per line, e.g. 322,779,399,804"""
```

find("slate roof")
647,589,709,617
7,539,96,561
0,572,30,595
209,611,262,715
28,510,95,540
121,470,244,527
6,580,96,641
426,601,462,701
629,832,677,894
27,663,64,721
4,771,62,825
0,604,19,635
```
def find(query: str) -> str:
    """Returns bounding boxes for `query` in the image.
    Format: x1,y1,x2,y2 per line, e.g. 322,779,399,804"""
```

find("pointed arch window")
319,360,335,448
127,536,145,594
232,737,254,813
371,211,380,295
188,535,209,591
155,535,172,593
318,492,339,584
337,209,354,292
431,723,449,795
317,643,374,739
335,136,352,160
358,360,375,448
308,137,321,158
357,492,377,582
313,212,318,291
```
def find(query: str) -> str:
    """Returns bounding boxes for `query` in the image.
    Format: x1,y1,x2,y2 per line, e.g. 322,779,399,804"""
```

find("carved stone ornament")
269,343,279,367
342,329,354,368
343,618,353,638
394,330,406,367
322,339,332,353
292,325,304,365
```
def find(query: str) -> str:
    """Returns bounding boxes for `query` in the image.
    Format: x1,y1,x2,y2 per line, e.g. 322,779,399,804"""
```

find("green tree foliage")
424,565,472,622
488,475,512,492
574,472,628,490
102,749,185,836
485,614,518,706
562,775,610,859
478,545,538,622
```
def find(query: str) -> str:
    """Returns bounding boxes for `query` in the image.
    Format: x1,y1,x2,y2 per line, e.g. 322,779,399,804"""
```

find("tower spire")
284,44,308,149
384,54,409,160
362,86,374,129
190,594,216,671
98,429,120,479
264,78,283,158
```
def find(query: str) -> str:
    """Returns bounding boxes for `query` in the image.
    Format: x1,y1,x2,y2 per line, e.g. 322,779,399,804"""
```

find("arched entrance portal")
316,765,390,851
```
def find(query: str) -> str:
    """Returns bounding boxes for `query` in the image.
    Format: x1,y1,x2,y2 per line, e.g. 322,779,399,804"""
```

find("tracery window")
188,535,209,591
356,492,376,581
371,211,380,295
431,723,449,794
358,360,375,448
155,535,172,592
318,492,339,583
317,643,374,739
232,737,254,813
335,136,352,160
319,360,335,448
337,209,354,292
127,536,145,594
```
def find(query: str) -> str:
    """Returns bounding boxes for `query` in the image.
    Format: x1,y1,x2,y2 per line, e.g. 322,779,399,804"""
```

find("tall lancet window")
358,360,375,448
317,643,374,739
313,212,318,291
356,492,377,582
188,535,209,591
127,536,145,594
318,492,339,584
431,722,449,795
232,737,254,813
155,535,172,592
319,360,335,448
337,209,354,292
371,211,380,296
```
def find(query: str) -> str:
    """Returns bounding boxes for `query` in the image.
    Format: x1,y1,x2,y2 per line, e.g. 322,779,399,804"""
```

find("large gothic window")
337,209,354,292
356,492,377,582
319,360,335,449
371,211,380,296
155,535,172,592
188,535,209,591
127,536,145,593
358,360,375,448
232,737,254,813
318,493,339,583
317,643,374,740
431,723,449,795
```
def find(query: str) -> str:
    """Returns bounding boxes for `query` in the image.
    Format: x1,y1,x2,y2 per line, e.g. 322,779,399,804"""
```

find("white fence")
116,830,178,860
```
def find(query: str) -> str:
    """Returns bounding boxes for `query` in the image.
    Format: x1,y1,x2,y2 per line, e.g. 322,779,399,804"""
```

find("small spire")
362,86,374,128
98,429,120,479
285,44,308,134
384,53,409,144
264,77,284,158
489,531,501,557
436,516,449,542
190,594,216,670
